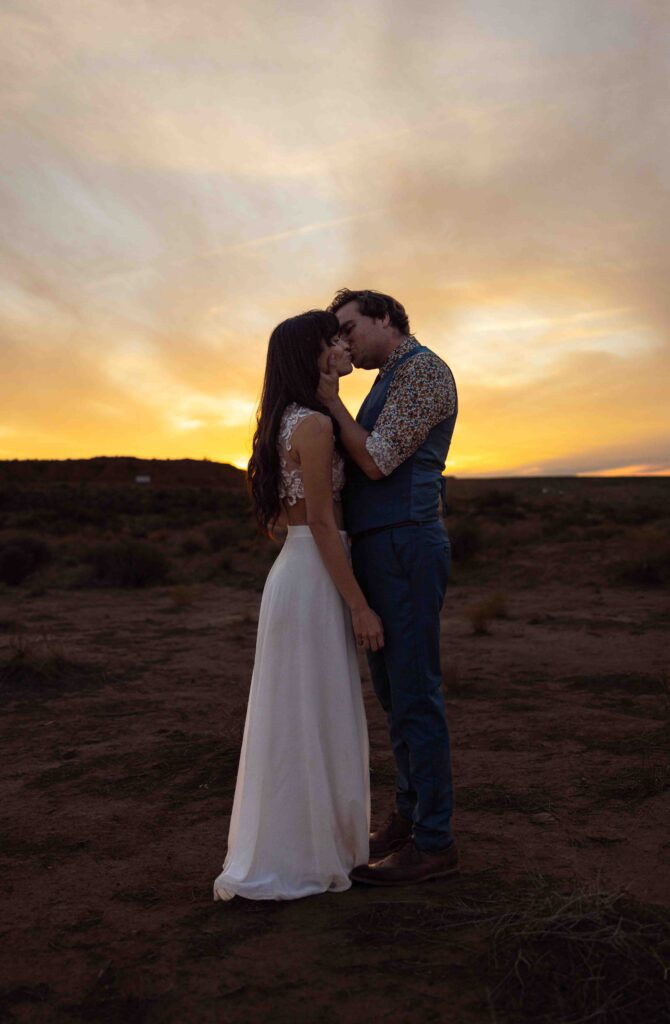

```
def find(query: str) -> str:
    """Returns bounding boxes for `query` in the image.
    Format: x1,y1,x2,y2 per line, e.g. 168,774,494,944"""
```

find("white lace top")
278,403,346,505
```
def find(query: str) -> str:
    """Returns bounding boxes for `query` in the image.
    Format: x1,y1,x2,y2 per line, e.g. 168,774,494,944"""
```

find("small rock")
585,833,624,845
529,812,556,825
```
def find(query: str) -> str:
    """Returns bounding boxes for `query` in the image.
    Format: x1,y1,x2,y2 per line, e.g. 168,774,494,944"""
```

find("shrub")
205,523,232,552
448,519,482,562
0,535,52,585
167,585,198,610
612,528,670,587
0,633,101,696
180,535,204,556
205,519,256,552
213,555,234,575
464,592,508,635
86,540,169,588
474,488,525,522
595,759,670,803
478,488,517,510
442,662,461,695
345,872,670,1024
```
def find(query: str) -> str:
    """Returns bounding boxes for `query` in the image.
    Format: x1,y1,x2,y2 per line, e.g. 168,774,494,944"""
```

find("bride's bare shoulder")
291,411,333,446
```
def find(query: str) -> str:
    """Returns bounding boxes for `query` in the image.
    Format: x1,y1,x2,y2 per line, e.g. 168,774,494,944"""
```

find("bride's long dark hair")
248,310,341,534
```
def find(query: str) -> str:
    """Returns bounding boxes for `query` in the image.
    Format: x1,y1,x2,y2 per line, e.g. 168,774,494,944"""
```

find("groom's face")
334,301,387,370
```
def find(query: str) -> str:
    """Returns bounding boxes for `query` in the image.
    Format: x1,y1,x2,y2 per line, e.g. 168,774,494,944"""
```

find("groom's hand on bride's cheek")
317,356,339,406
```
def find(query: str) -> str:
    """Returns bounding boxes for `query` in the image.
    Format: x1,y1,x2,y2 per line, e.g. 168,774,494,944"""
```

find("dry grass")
0,632,104,699
464,591,509,635
0,534,52,585
577,721,670,756
345,872,670,1024
442,663,494,700
612,527,670,587
488,875,670,1023
593,757,670,804
442,662,461,695
566,672,665,696
448,518,483,562
458,783,553,814
81,539,171,588
76,732,241,803
166,584,199,610
179,534,205,556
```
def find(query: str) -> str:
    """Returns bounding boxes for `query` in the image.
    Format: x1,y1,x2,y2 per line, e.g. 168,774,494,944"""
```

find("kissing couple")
213,287,458,901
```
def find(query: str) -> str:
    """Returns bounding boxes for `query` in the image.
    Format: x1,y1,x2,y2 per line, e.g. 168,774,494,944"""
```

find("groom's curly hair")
328,288,410,335
248,310,342,535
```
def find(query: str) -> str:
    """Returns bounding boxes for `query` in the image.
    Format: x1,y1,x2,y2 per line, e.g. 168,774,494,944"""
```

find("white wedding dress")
212,404,370,901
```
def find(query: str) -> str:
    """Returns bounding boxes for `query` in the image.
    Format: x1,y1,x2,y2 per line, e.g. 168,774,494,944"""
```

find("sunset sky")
2,0,669,476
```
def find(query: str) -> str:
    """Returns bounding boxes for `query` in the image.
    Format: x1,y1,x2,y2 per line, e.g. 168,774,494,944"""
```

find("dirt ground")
1,473,669,1023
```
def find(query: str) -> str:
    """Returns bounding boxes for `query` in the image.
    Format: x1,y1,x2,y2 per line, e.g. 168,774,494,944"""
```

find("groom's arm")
366,354,456,475
320,350,456,479
319,393,384,480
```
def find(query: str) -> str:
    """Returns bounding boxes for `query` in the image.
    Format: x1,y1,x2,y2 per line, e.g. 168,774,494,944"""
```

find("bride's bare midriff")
281,496,345,530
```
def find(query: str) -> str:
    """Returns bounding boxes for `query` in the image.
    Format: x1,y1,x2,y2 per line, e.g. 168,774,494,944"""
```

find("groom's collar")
377,335,418,380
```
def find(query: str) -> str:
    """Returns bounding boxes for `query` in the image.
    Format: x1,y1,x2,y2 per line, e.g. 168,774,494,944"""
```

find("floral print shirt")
365,336,457,476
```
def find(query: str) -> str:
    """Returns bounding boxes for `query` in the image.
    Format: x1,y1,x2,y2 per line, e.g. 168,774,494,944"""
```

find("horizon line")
1,454,669,479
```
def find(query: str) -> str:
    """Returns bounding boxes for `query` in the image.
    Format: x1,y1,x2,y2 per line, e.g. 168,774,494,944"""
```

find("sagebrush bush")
205,523,232,552
468,489,524,524
205,519,256,552
0,535,52,586
180,535,204,556
168,585,198,609
212,555,234,576
346,868,670,1024
448,519,482,562
464,591,508,635
85,540,169,588
0,632,101,695
612,528,670,587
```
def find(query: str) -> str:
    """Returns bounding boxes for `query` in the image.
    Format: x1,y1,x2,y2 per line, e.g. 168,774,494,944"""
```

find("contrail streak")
83,208,386,291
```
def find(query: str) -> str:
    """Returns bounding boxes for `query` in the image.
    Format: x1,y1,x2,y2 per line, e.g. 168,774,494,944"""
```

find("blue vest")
343,344,458,534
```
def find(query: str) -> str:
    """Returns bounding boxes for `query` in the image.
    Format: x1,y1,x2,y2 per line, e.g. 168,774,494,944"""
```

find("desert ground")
1,460,669,1023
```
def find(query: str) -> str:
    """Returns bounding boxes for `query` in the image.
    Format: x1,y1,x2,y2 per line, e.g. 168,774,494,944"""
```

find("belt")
350,518,439,542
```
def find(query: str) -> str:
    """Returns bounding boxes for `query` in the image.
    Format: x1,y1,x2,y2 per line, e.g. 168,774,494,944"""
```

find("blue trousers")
351,521,454,851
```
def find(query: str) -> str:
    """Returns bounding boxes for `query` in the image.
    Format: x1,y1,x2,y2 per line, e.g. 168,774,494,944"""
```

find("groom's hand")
317,352,340,409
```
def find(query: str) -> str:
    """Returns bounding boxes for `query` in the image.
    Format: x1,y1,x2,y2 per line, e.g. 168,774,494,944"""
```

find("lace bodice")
278,403,346,505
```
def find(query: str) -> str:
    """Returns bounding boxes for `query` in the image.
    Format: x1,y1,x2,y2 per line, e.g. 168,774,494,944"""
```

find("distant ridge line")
0,456,246,487
0,458,666,491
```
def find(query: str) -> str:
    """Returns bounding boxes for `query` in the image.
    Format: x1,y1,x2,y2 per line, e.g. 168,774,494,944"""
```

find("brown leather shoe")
369,811,413,861
351,838,459,886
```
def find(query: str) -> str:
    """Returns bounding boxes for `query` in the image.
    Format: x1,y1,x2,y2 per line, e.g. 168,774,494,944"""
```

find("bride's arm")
294,414,384,652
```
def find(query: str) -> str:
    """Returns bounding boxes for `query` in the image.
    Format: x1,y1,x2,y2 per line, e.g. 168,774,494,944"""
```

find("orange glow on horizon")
1,2,668,478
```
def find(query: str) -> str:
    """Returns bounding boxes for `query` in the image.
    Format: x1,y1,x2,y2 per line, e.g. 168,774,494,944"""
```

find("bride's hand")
352,605,385,652
317,353,340,409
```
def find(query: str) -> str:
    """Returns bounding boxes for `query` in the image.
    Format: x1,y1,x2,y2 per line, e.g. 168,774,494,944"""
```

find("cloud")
0,0,668,471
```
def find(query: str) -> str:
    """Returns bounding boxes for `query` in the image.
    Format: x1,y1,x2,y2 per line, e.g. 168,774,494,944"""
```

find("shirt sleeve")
365,353,456,476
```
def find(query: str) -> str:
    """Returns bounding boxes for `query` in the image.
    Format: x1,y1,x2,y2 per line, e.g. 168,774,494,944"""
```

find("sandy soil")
0,475,668,1023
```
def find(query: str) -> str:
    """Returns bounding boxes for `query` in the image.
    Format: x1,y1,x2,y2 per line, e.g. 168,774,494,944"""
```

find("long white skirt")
212,526,370,902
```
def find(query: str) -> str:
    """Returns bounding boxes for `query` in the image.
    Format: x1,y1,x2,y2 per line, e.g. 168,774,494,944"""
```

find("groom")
318,288,458,885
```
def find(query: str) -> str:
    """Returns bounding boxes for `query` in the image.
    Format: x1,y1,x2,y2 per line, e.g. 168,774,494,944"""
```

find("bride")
213,310,384,902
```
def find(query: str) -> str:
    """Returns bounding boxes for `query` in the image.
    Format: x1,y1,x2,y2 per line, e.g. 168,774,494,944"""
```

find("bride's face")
318,335,353,377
